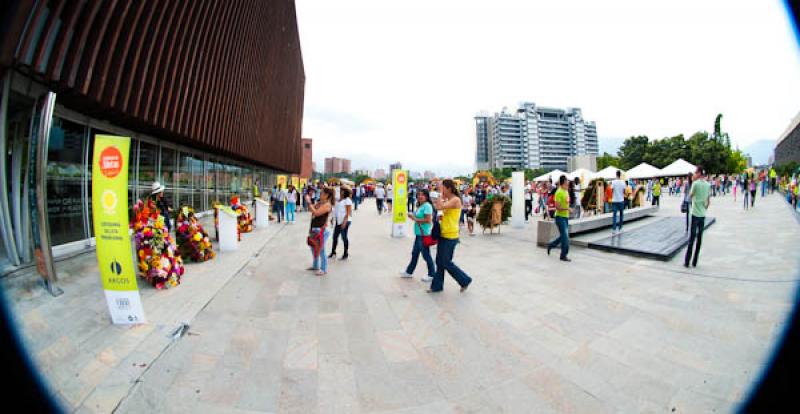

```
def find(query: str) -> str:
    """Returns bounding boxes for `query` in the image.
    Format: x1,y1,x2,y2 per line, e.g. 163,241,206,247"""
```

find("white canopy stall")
595,166,624,180
657,158,696,177
626,162,663,179
567,168,595,190
533,169,567,182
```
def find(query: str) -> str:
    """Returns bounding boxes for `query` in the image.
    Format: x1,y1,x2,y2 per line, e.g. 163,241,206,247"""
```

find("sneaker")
400,271,413,278
420,275,433,283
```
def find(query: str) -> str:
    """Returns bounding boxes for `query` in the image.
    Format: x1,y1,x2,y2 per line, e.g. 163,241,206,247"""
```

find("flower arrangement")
132,199,185,289
231,196,253,236
476,194,511,230
175,206,215,262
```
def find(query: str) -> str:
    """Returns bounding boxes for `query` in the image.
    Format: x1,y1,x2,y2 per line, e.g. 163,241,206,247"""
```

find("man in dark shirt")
150,182,172,233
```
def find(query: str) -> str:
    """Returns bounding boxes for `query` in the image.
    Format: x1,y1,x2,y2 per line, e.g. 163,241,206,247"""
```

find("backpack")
430,205,441,241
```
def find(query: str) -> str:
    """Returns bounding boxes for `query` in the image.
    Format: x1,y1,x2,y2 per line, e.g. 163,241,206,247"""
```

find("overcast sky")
296,0,800,176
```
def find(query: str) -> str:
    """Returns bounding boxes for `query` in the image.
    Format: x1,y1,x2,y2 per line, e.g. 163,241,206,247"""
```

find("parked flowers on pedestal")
175,206,215,262
132,199,185,289
231,196,253,236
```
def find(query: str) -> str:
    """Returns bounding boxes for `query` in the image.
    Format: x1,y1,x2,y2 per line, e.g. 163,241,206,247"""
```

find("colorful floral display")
175,207,215,262
231,196,253,236
132,199,185,289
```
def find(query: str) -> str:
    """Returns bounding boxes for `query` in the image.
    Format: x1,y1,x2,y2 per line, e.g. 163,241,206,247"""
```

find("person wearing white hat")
150,181,172,233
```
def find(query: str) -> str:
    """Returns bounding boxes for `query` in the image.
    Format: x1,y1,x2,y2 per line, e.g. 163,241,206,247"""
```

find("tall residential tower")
475,103,598,171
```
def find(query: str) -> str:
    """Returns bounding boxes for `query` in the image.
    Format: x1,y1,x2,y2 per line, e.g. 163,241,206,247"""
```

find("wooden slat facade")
0,0,304,173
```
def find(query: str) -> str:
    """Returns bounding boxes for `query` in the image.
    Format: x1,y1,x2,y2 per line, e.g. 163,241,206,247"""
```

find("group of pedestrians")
401,179,472,293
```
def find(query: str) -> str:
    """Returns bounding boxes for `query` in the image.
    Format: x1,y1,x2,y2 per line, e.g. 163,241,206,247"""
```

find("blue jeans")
287,202,296,222
761,181,767,197
612,202,624,231
684,216,705,266
406,236,435,277
548,216,569,259
310,228,331,272
277,200,285,222
431,238,472,291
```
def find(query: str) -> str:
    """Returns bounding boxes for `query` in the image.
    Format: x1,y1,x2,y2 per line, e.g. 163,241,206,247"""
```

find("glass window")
206,160,219,209
47,117,87,245
191,157,205,211
138,141,158,197
160,145,177,209
177,152,192,209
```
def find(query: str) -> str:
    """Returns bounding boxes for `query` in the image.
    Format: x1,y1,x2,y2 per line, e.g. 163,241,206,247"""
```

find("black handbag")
681,201,689,213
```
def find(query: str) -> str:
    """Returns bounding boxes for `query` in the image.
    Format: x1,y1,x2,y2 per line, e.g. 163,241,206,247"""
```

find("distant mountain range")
598,137,625,156
742,139,775,165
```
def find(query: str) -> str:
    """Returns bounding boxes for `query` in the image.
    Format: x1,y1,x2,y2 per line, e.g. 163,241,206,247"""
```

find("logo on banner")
101,190,118,214
99,146,123,178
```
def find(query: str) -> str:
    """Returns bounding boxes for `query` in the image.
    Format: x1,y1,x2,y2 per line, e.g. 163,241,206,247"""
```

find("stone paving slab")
587,216,717,260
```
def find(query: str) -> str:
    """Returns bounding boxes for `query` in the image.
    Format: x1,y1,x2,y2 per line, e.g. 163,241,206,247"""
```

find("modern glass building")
0,1,305,277
477,102,599,171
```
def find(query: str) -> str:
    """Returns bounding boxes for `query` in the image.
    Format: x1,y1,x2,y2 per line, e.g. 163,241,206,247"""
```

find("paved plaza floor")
4,192,800,413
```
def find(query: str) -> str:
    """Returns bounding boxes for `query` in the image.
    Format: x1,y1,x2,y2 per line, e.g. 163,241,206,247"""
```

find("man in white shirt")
374,185,386,215
611,170,627,235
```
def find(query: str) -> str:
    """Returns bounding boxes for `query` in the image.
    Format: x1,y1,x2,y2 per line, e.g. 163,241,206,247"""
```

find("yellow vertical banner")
291,176,299,189
92,135,146,324
277,175,287,189
392,170,408,237
299,178,308,189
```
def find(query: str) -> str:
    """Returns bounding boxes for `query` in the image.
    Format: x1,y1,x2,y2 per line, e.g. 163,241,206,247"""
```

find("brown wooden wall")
0,0,304,173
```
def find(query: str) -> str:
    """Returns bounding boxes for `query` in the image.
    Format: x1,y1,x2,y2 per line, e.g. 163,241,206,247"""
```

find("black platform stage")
587,216,716,260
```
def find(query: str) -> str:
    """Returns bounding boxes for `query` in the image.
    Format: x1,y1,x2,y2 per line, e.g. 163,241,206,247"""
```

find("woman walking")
429,179,472,293
286,185,299,224
306,187,334,276
749,174,757,208
329,187,353,260
682,174,692,232
401,189,436,281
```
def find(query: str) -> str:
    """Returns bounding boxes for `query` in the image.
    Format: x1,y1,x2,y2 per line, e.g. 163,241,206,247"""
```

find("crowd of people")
247,163,794,290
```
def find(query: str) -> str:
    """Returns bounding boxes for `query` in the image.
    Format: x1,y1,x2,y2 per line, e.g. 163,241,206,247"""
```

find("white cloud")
297,0,800,174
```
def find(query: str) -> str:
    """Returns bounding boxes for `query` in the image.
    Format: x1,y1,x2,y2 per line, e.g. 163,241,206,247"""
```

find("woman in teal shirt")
401,189,436,282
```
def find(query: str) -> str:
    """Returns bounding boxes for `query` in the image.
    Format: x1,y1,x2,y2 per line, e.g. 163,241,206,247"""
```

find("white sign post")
218,207,239,251
512,171,525,229
255,198,270,228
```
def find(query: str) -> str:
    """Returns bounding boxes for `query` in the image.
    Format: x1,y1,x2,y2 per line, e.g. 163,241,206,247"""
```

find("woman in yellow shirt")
430,179,472,293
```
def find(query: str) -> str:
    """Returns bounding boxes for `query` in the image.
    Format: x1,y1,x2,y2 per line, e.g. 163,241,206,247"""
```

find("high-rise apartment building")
324,157,351,174
476,103,598,171
389,162,403,173
375,169,387,180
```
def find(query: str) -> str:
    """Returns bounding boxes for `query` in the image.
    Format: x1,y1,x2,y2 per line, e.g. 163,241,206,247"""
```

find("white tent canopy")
567,168,595,183
534,169,567,182
626,162,662,179
595,166,624,180
658,158,696,177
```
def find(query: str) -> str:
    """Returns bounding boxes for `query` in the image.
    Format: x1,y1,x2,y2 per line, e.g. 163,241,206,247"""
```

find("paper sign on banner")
392,170,408,237
277,175,287,189
92,135,146,325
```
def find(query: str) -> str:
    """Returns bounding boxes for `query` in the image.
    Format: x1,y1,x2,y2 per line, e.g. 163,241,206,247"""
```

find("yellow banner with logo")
92,135,146,324
392,170,408,237
299,178,308,189
277,175,287,189
291,176,299,190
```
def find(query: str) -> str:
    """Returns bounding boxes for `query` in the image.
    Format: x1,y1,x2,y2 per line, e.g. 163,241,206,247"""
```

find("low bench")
536,205,659,246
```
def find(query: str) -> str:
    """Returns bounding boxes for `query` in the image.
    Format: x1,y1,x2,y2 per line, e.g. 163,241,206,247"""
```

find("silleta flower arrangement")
132,199,185,289
231,196,253,237
175,207,215,262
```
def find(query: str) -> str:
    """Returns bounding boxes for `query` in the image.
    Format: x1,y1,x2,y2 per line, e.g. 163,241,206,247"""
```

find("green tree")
597,152,620,169
618,135,650,169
